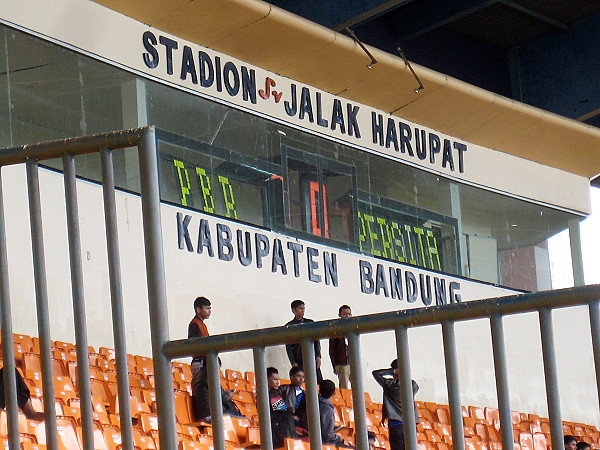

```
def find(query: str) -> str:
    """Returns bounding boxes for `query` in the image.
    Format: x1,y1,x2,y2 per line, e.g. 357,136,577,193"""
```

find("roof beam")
332,0,415,32
498,0,570,32
390,0,494,40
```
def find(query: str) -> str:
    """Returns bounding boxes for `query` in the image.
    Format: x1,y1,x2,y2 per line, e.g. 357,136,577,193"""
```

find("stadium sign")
142,31,469,175
174,210,513,308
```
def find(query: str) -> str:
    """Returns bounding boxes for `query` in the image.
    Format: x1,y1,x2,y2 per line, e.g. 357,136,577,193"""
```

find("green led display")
172,159,237,218
357,210,443,271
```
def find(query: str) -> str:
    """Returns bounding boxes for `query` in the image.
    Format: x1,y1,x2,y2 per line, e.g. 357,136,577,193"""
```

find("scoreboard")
157,131,459,273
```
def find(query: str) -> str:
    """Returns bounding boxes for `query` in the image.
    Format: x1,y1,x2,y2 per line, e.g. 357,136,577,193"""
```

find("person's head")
291,300,305,319
576,442,590,450
289,366,305,387
564,436,578,450
391,359,399,380
194,296,211,320
367,431,376,450
319,379,336,399
338,305,352,319
267,367,280,390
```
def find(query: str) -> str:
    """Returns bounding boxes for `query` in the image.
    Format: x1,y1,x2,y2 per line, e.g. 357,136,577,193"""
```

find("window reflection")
0,24,581,292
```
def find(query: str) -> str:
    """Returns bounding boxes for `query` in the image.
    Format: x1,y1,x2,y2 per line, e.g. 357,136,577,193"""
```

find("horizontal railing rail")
164,285,600,356
163,284,600,450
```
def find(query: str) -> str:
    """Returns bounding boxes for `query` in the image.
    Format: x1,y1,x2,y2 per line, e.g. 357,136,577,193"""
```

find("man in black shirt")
285,299,323,383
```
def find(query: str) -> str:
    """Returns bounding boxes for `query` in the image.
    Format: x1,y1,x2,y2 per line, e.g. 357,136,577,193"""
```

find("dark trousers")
191,361,210,420
389,423,405,450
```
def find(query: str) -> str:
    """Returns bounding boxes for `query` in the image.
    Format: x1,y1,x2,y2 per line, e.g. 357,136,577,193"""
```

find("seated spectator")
576,442,591,450
267,367,297,448
0,366,44,421
565,436,578,450
302,379,353,448
279,366,306,425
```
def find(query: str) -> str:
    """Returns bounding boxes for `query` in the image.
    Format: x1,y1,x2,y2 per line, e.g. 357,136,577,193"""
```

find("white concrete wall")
1,165,597,425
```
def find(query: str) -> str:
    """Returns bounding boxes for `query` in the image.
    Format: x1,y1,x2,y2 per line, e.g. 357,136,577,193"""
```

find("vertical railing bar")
0,167,21,450
137,127,178,450
100,147,134,450
349,333,369,450
395,326,418,450
207,351,225,450
538,307,563,450
490,313,514,450
253,346,273,450
441,320,465,450
62,153,94,450
25,159,59,450
589,300,600,411
301,339,323,450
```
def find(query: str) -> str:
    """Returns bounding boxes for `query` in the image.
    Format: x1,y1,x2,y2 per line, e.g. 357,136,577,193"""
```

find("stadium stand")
1,332,599,450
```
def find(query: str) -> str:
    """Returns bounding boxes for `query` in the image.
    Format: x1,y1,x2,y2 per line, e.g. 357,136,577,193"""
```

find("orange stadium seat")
484,408,499,425
244,372,256,386
436,407,451,425
426,430,443,443
434,423,452,443
179,424,202,441
174,390,194,424
56,416,81,450
103,430,120,450
22,443,47,450
180,440,211,450
284,438,310,450
519,432,534,450
464,438,478,450
139,413,159,434
134,355,154,376
419,440,437,450
225,369,243,382
134,433,158,450
533,433,547,450
469,406,486,421
227,415,260,447
424,402,439,413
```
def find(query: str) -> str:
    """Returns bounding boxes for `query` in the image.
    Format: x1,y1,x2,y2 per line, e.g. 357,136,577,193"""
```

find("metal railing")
0,127,598,450
0,127,177,450
163,285,600,450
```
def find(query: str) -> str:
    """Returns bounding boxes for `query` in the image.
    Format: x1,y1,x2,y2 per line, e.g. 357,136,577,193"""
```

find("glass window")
0,24,584,292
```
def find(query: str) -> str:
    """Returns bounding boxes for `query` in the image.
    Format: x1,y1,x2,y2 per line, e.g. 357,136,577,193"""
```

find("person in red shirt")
188,296,212,421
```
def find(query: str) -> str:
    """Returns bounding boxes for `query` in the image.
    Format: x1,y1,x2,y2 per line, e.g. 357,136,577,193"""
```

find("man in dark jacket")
372,360,419,450
285,299,322,383
328,305,352,389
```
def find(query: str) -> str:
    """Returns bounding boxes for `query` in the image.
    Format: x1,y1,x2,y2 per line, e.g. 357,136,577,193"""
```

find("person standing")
285,299,323,383
329,305,352,389
188,296,212,421
372,359,419,450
